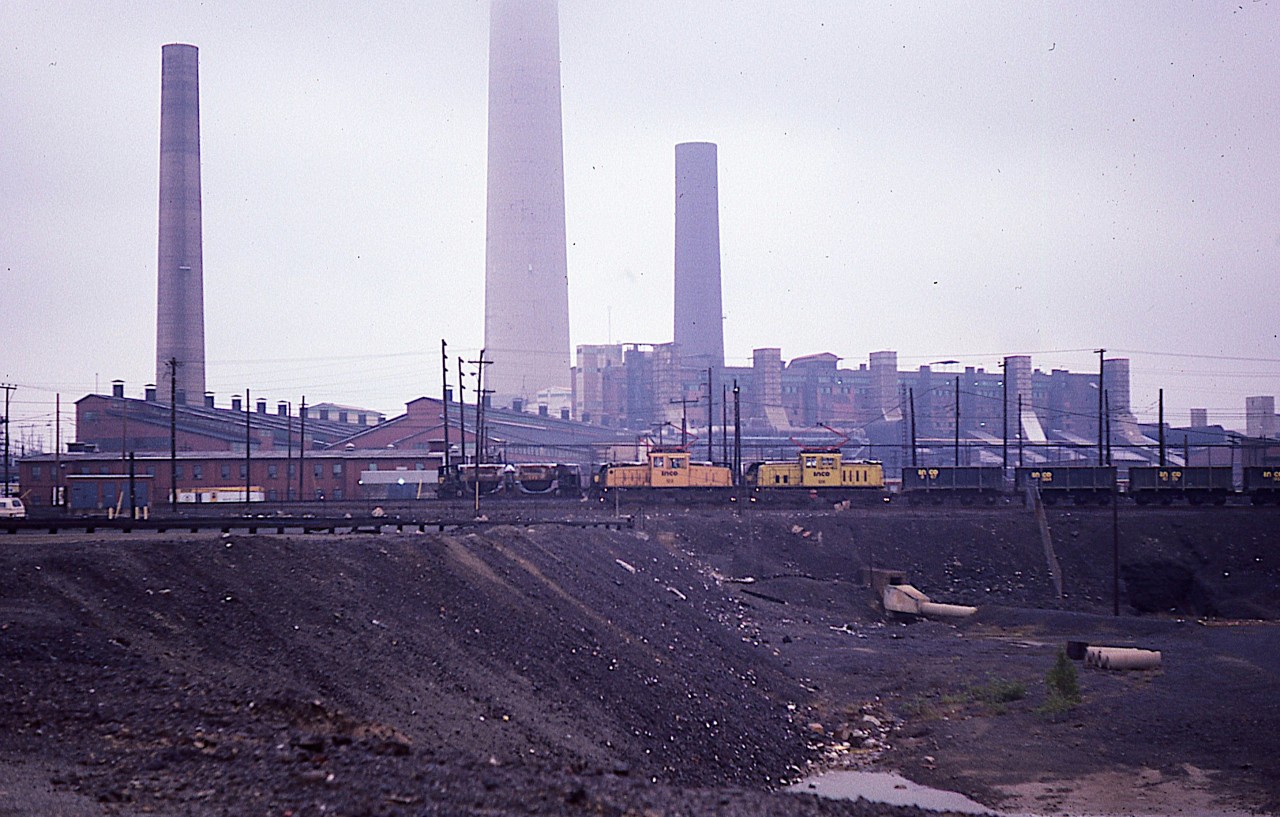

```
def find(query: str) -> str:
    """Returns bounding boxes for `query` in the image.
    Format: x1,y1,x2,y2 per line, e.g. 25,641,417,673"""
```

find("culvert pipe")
918,601,978,618
1085,646,1162,671
883,584,977,619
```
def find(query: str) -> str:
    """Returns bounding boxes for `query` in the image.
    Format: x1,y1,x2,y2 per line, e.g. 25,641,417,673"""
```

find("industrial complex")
4,0,1277,511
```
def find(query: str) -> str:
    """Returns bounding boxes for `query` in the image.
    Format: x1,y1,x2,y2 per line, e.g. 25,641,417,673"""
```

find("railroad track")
1,514,634,536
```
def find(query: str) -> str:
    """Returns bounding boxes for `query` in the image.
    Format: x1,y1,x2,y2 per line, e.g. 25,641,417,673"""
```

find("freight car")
1243,467,1280,505
591,446,733,500
1127,466,1233,505
437,462,582,499
901,466,1006,503
1015,466,1115,505
744,448,884,499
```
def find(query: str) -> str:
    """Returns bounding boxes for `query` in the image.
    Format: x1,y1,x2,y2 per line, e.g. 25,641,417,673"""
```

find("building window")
221,464,231,480
32,465,41,478
314,463,322,479
288,463,296,477
268,464,278,479
332,463,342,477
238,464,247,479
332,488,343,500
192,464,203,481
338,411,348,423
358,414,367,425
415,463,425,471
146,465,156,477
174,464,184,479
367,463,378,472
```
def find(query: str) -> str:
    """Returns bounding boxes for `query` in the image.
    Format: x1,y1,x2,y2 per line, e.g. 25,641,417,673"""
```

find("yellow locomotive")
745,448,884,493
592,446,733,497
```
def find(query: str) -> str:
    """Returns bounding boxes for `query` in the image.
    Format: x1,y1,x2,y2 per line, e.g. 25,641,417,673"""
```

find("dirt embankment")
640,505,1280,813
1,504,1278,816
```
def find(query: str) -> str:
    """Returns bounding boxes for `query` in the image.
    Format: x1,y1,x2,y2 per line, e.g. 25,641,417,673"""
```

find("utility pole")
467,350,493,519
55,393,62,508
1105,391,1113,465
468,350,492,465
706,368,714,462
128,452,136,520
1097,349,1106,466
299,396,306,501
120,384,128,461
1112,475,1121,617
953,375,960,468
1,383,13,497
1017,393,1024,467
286,401,293,501
166,358,180,510
1158,388,1166,467
457,357,467,466
669,396,699,448
441,339,451,470
1001,358,1008,473
721,384,728,466
909,387,918,468
732,380,741,488
244,388,252,504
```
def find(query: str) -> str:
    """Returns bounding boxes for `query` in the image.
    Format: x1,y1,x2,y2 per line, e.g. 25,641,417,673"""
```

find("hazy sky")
2,1,1277,445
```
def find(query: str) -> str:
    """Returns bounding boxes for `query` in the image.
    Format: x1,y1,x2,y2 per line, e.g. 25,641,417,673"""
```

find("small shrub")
971,677,1027,705
1041,648,1082,716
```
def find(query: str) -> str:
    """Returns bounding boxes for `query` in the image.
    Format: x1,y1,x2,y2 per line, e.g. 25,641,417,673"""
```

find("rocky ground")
1,502,1277,816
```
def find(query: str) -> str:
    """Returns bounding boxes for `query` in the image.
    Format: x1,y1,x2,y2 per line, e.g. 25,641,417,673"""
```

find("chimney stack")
154,43,206,405
674,142,725,371
484,0,571,407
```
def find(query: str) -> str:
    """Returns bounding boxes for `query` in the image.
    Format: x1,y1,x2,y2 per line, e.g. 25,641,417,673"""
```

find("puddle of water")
789,770,996,814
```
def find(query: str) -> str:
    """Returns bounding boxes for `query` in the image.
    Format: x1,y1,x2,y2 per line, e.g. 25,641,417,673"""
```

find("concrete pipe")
918,601,978,619
1085,646,1162,671
883,584,977,619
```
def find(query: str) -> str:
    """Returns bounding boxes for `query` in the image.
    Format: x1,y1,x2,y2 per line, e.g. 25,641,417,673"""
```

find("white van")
0,497,26,518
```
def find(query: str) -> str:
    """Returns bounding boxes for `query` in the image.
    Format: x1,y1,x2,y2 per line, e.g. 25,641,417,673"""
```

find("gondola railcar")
437,462,582,499
1015,466,1116,505
1243,467,1280,505
1128,466,1233,505
901,466,1006,504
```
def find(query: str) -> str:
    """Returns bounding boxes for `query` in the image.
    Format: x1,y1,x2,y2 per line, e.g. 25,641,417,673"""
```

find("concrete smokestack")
674,142,725,370
484,0,571,407
154,43,206,405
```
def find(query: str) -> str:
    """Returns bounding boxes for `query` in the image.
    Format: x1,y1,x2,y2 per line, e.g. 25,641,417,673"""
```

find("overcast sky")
2,1,1277,445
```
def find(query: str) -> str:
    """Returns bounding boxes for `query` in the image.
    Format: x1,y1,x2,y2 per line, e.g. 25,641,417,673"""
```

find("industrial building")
18,448,444,510
18,388,635,510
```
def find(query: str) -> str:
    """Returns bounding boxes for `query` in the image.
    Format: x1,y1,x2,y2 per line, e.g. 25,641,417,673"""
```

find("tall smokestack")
155,43,206,405
674,142,724,370
484,0,571,407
